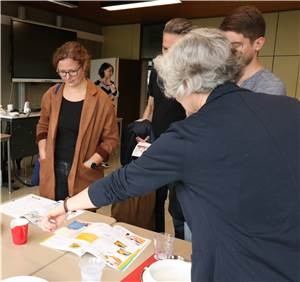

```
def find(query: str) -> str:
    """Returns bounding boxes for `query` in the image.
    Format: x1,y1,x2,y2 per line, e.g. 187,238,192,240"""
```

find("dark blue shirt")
89,83,300,282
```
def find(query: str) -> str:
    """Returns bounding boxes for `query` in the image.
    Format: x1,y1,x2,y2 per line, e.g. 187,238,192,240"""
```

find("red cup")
10,217,29,245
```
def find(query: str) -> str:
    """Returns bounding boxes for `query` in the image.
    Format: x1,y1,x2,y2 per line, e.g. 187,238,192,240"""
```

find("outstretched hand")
40,204,66,232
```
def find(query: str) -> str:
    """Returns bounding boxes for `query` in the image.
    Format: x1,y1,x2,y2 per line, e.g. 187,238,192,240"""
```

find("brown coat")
36,79,119,200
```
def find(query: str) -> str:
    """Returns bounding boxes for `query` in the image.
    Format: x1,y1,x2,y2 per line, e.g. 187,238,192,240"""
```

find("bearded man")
220,5,286,96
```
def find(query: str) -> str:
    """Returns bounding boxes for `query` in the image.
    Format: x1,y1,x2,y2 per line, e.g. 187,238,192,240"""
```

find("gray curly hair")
154,28,242,98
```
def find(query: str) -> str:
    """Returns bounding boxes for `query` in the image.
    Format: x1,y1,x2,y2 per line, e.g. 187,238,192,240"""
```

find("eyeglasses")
57,66,81,78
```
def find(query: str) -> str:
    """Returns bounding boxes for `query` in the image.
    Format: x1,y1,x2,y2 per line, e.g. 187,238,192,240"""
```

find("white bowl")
142,259,191,282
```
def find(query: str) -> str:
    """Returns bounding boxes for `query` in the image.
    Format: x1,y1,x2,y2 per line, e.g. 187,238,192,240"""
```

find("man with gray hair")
220,5,286,95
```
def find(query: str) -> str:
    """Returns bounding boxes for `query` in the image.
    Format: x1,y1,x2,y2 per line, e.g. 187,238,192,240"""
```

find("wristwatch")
91,162,97,170
85,160,97,169
86,160,108,170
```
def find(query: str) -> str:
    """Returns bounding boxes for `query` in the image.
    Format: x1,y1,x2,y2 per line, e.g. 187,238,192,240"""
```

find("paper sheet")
0,194,84,225
132,141,151,157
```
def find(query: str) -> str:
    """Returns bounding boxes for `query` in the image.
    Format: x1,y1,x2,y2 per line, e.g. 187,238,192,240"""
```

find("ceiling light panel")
102,0,181,11
48,1,79,8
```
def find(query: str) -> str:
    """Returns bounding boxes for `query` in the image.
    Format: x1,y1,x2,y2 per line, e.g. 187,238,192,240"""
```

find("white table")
0,112,41,120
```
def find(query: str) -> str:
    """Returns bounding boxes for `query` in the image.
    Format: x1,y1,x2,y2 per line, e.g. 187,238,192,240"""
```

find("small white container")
7,104,13,112
23,101,31,114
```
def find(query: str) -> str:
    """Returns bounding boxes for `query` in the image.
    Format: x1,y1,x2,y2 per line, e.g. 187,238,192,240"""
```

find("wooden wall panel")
275,10,300,56
273,56,300,98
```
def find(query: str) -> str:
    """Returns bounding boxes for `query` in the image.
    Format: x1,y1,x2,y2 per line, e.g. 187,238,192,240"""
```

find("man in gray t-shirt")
220,6,286,96
241,68,286,96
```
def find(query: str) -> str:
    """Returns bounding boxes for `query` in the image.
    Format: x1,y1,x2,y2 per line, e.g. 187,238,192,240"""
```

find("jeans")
54,161,71,201
168,182,185,239
184,222,192,241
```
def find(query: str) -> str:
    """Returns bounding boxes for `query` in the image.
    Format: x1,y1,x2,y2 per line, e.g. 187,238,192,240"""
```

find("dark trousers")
154,185,169,232
172,217,185,239
54,161,71,201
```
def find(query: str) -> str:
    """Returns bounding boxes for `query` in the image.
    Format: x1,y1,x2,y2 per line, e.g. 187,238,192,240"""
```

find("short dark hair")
163,18,194,35
98,62,114,78
220,6,266,42
53,41,90,72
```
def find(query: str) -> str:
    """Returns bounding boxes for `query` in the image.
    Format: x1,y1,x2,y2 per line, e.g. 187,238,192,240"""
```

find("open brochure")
0,194,83,226
41,220,150,271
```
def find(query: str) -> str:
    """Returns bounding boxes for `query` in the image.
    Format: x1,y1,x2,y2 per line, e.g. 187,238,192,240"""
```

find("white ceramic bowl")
142,259,191,282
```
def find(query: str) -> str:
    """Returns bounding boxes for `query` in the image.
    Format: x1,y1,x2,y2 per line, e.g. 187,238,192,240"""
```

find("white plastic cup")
7,104,13,112
153,233,174,260
79,254,105,282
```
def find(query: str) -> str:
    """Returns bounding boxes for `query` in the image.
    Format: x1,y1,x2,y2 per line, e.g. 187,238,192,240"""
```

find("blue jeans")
184,222,192,241
168,182,185,239
54,161,71,201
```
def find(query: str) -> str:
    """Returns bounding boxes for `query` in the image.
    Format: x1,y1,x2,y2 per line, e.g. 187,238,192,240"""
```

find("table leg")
7,139,12,193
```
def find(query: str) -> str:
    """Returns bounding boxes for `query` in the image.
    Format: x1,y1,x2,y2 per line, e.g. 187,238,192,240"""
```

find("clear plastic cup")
153,233,174,260
79,254,105,282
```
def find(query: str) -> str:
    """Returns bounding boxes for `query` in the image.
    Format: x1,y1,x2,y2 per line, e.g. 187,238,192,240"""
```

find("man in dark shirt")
141,18,194,238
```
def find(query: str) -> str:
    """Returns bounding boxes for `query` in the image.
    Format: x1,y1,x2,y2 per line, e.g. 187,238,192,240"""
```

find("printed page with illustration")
41,220,150,271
